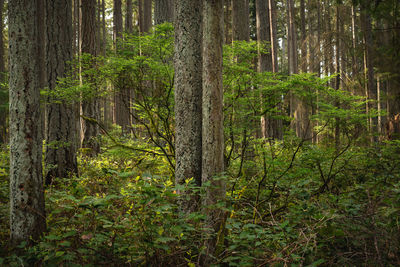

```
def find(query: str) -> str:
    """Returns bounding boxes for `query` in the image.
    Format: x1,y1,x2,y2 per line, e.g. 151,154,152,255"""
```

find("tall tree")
287,0,298,75
334,1,341,148
125,0,133,33
224,0,232,44
81,0,100,154
45,0,78,184
360,1,377,139
202,0,225,262
139,0,152,33
113,0,123,44
269,0,278,73
174,0,203,211
9,0,46,245
232,0,249,42
256,0,273,139
113,0,130,133
0,0,6,143
300,0,307,72
155,0,174,24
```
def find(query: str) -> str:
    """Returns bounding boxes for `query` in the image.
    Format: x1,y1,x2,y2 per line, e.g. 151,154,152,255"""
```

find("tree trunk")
155,0,174,24
81,0,100,154
224,0,232,44
361,2,377,141
257,0,282,140
0,0,6,143
113,0,130,133
202,0,225,263
334,2,341,149
45,0,78,185
287,0,297,75
269,0,278,73
139,0,152,33
351,4,357,81
316,0,321,77
300,0,307,72
113,0,123,44
256,0,272,72
287,0,310,140
174,0,203,211
125,0,133,33
232,0,249,42
9,0,46,245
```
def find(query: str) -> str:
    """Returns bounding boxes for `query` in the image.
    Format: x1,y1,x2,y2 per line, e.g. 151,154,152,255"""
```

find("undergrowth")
0,137,399,266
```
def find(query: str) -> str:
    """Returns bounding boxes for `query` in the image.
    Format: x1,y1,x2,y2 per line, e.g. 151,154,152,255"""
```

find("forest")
0,0,400,266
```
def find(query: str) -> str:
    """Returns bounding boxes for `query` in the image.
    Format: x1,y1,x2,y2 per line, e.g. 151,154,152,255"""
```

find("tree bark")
174,0,203,211
125,0,133,33
45,0,78,185
256,0,272,72
113,0,130,133
139,0,152,33
9,0,46,245
334,2,341,149
300,0,307,72
287,0,298,75
0,0,6,143
224,0,232,44
155,0,174,25
81,0,100,154
202,0,225,263
269,0,278,73
360,2,377,140
232,0,249,42
113,0,123,44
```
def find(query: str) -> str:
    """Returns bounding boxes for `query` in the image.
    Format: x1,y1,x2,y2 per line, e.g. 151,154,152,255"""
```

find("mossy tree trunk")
9,0,46,246
174,0,203,210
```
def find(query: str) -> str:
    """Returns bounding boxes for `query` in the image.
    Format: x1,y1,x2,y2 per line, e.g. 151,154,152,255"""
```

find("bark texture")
232,0,249,41
139,0,152,33
202,0,225,262
155,0,174,25
0,0,6,143
45,0,78,184
125,0,133,33
174,0,203,196
9,0,46,245
113,0,130,133
113,0,123,43
361,2,377,139
81,0,100,154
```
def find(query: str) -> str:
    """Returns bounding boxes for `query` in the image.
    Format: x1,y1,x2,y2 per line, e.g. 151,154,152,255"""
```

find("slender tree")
0,0,6,143
202,0,225,262
300,0,307,72
224,0,232,44
45,0,78,184
9,0,46,245
113,0,130,133
81,0,100,154
139,0,152,33
360,1,377,140
125,0,133,33
174,0,203,211
113,0,123,44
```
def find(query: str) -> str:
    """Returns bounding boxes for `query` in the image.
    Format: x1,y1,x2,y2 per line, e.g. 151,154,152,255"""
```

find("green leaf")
59,241,71,247
45,234,62,241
